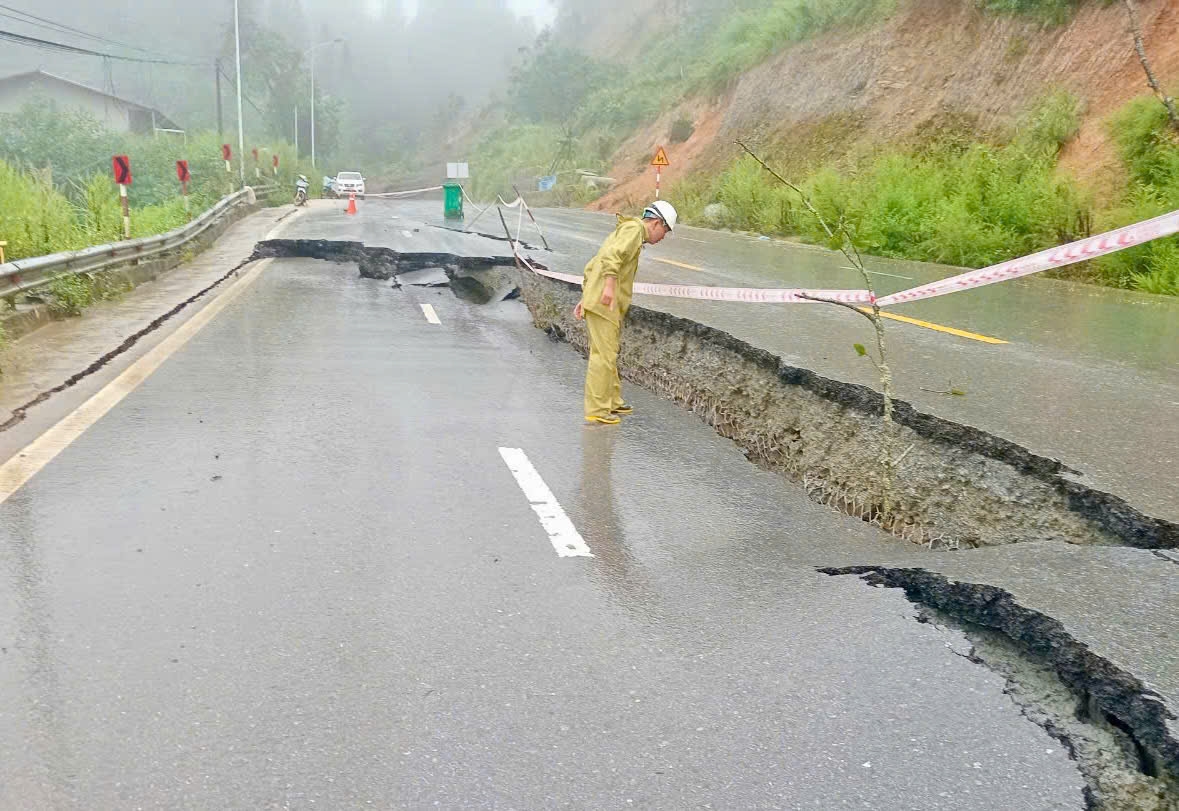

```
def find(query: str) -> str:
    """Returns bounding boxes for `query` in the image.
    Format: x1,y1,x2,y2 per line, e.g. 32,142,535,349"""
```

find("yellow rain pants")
580,215,649,420
584,311,623,420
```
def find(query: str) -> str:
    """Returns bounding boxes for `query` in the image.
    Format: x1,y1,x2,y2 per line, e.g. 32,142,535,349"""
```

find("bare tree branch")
797,292,877,323
739,141,902,520
736,140,875,287
1122,0,1179,132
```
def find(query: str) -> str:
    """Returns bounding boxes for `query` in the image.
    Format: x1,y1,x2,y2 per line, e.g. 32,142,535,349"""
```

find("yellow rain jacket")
579,215,648,324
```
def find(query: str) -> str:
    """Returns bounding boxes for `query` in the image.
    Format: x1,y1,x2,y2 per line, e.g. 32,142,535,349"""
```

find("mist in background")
0,0,559,165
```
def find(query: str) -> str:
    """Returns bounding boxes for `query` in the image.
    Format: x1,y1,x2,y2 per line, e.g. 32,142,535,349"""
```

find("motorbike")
294,174,310,206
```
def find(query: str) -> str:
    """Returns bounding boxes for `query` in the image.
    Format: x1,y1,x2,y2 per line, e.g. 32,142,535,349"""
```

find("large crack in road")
821,567,1179,810
517,267,1177,553
230,238,1176,557
250,238,518,283
507,260,1179,809
10,236,1174,808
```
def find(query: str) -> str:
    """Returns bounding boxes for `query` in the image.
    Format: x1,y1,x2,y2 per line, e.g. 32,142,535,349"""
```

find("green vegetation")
0,104,316,266
476,0,1179,297
976,0,1079,24
475,0,895,200
670,118,695,144
684,0,894,95
677,93,1090,268
666,89,1179,296
508,40,616,126
1095,96,1179,294
565,0,894,136
0,162,79,260
466,123,615,201
46,274,97,317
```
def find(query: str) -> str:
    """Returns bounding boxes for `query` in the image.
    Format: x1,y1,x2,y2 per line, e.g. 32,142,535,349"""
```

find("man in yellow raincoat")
574,201,678,425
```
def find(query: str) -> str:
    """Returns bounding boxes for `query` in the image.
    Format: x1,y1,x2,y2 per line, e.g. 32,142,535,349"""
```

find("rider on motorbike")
294,174,310,206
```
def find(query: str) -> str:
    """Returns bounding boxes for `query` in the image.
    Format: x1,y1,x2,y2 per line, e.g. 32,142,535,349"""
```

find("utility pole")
215,58,223,139
294,105,299,157
310,44,316,169
234,0,246,186
306,38,343,171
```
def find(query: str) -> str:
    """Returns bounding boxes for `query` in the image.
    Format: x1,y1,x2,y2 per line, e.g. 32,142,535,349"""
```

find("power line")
0,3,201,62
1,9,282,128
0,6,163,57
0,9,154,55
218,64,266,118
0,28,206,67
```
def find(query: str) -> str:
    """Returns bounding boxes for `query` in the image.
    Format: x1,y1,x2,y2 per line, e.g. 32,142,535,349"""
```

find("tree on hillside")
508,35,613,126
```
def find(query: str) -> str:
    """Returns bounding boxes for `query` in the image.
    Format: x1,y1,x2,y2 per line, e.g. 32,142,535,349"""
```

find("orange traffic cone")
346,192,358,216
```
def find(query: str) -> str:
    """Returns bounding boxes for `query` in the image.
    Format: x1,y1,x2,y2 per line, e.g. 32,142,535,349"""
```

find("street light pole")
234,0,246,186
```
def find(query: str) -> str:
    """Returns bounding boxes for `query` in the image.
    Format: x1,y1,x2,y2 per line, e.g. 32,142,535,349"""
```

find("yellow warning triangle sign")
651,146,670,167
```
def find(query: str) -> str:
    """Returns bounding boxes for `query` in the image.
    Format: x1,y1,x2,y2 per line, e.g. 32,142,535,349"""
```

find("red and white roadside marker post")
112,155,132,238
651,145,670,200
176,160,192,220
272,153,279,178
252,148,261,180
120,185,130,238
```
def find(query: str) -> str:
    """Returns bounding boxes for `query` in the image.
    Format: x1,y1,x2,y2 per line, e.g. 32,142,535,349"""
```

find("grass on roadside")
1094,96,1179,295
677,92,1090,269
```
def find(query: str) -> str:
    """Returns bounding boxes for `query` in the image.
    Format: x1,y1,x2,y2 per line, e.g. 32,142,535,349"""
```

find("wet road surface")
0,201,1084,808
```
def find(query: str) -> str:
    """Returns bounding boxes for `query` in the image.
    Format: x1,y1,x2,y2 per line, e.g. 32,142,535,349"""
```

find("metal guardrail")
0,187,266,299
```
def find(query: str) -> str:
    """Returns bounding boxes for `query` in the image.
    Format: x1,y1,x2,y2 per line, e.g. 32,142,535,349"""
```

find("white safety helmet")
642,200,678,232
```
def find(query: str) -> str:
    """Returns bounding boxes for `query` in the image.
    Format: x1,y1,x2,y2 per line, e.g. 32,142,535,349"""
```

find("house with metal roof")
0,69,180,134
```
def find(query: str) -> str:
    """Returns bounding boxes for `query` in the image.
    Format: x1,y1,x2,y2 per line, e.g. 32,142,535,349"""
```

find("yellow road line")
860,307,1008,344
651,257,704,272
545,225,1001,343
0,259,275,506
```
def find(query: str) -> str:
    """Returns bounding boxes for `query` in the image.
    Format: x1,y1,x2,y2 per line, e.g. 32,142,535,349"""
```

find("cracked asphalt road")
453,201,1179,524
0,200,1088,808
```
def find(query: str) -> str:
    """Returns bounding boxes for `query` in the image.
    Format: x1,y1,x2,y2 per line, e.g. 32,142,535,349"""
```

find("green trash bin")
443,183,463,220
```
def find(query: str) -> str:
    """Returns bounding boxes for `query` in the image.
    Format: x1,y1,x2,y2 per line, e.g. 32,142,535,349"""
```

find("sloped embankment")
516,267,1176,552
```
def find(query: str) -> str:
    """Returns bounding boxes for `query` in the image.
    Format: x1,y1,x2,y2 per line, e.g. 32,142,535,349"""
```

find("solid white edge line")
0,259,274,505
421,303,441,324
0,207,305,506
498,447,593,559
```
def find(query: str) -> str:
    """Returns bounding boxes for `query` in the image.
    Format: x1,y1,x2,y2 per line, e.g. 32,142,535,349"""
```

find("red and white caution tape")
513,245,873,304
878,208,1179,306
498,189,874,303
502,185,1179,307
632,280,872,304
365,185,444,198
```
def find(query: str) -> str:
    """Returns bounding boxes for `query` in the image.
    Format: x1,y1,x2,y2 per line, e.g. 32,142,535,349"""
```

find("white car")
332,171,365,197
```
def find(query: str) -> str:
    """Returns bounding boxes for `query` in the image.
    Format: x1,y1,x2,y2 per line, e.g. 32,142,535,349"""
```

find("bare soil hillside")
590,0,1178,212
